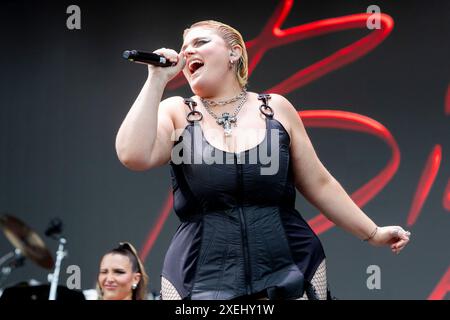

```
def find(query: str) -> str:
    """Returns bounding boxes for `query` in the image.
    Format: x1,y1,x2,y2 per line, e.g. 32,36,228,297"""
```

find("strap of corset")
184,98,203,123
257,94,274,118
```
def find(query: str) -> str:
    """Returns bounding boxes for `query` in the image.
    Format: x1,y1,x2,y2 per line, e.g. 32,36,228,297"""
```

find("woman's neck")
197,81,243,102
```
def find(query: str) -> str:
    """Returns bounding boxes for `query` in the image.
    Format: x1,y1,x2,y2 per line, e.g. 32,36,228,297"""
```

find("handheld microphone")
122,50,174,67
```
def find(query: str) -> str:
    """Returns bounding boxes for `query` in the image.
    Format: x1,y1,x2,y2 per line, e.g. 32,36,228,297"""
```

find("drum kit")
0,213,83,300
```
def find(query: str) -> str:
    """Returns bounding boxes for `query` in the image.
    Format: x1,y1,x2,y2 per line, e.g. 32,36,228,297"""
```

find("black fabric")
0,285,85,301
162,95,326,300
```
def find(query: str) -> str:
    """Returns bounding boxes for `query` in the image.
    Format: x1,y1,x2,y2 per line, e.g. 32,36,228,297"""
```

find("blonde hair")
184,20,248,88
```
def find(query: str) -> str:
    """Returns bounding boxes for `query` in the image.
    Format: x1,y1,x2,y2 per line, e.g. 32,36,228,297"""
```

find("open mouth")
188,60,204,75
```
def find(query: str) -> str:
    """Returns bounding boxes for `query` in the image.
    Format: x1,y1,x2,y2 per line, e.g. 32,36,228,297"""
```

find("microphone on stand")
45,218,67,300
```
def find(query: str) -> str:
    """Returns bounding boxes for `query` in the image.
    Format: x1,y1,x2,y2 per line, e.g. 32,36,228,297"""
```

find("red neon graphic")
168,0,393,92
443,84,450,211
140,191,173,261
428,266,450,300
444,179,450,211
302,111,400,234
265,9,393,94
406,145,442,226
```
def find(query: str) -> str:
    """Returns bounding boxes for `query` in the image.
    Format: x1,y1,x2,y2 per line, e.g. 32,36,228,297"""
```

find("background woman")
97,242,149,300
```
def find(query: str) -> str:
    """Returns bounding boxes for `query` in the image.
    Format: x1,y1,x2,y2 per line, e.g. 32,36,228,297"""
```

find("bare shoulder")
267,93,299,116
160,95,186,112
159,96,190,129
266,93,302,138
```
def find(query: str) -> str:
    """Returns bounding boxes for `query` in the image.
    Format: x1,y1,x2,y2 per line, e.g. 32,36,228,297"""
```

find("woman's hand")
369,226,411,254
147,48,186,83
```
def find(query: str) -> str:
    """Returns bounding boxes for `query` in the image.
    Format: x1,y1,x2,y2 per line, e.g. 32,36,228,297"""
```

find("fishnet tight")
161,275,182,300
298,259,328,300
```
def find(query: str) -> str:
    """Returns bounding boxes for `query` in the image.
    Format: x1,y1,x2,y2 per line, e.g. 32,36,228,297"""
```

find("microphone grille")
122,50,131,59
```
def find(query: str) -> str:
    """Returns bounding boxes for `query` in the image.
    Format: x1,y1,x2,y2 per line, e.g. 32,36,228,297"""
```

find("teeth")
189,59,204,73
189,59,202,67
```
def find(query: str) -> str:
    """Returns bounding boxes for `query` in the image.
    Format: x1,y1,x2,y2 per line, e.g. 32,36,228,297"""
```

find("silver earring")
132,283,137,290
229,59,234,69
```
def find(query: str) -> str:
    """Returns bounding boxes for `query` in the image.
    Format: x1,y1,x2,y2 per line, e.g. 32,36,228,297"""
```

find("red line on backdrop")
139,191,173,261
406,145,442,226
301,111,400,234
443,84,449,211
167,0,394,92
427,74,450,301
428,266,450,300
265,15,394,93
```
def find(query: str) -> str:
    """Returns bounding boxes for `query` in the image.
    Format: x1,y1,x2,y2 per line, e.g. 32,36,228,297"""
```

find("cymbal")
0,214,54,269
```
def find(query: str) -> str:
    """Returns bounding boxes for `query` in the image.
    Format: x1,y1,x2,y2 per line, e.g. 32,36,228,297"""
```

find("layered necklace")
200,89,247,137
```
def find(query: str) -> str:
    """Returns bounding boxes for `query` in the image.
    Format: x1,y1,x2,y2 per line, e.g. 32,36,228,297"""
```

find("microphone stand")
48,237,67,300
0,249,25,288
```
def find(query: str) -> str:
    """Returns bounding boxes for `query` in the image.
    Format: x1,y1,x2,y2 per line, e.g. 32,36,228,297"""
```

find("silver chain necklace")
201,89,247,107
201,91,248,137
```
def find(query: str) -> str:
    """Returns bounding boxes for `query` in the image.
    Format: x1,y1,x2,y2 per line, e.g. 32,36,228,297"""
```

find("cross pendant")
216,112,237,136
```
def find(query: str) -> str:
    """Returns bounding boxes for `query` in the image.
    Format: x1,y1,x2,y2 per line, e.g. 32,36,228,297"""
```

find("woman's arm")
272,94,410,253
115,49,185,171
